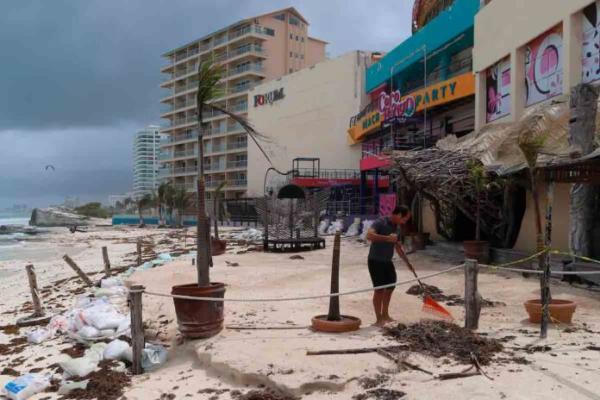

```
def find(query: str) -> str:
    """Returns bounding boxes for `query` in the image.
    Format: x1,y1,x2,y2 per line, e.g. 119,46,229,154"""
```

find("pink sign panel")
486,58,511,122
524,26,563,107
582,1,600,83
379,194,397,217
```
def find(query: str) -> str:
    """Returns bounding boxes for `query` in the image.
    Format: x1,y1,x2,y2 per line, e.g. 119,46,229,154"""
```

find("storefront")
348,0,480,215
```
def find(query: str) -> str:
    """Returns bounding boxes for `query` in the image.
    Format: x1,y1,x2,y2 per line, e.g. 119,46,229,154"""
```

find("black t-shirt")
368,217,399,261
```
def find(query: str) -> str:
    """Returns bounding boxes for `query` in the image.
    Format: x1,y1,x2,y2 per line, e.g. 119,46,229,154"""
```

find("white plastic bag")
327,219,344,235
142,343,168,371
100,277,123,288
77,326,100,339
345,218,361,236
59,357,99,379
47,315,69,333
27,328,53,344
361,220,374,241
3,374,50,400
103,339,130,361
318,219,330,235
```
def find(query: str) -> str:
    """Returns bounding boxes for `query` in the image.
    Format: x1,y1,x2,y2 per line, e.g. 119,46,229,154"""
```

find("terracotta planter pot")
311,315,361,333
172,282,225,339
411,233,428,250
211,238,227,256
524,299,577,324
463,240,490,264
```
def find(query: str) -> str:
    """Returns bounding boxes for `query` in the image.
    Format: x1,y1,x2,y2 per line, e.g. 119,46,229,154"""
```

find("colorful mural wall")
524,25,563,107
486,57,511,122
582,0,600,84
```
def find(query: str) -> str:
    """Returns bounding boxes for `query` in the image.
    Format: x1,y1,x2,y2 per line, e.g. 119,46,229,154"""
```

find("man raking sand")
366,205,412,327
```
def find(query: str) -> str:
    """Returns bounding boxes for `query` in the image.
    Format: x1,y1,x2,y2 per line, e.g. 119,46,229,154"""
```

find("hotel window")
290,33,293,39
289,15,300,26
301,37,304,42
290,51,293,57
274,14,285,21
295,35,299,41
300,54,304,60
264,27,275,36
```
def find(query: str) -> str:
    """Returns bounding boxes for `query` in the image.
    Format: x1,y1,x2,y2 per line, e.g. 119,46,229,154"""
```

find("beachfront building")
472,0,600,255
133,125,164,199
159,8,327,200
246,51,379,212
348,0,479,217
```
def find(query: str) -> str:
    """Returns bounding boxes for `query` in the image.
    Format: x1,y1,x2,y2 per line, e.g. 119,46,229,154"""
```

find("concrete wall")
306,38,327,68
513,183,571,253
246,51,371,197
473,0,593,130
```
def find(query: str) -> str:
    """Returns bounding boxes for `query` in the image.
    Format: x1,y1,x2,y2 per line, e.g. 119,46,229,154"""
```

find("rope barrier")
142,265,465,302
550,250,600,265
479,264,600,275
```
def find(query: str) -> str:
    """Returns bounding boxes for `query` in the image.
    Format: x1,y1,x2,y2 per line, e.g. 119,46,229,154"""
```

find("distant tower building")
133,126,165,198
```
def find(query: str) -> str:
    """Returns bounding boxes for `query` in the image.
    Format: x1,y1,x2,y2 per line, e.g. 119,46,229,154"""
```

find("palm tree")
157,182,172,226
194,59,272,287
136,194,153,227
123,197,134,213
172,187,190,227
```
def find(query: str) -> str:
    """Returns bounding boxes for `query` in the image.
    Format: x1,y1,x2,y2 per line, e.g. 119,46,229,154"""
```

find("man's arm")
366,228,397,243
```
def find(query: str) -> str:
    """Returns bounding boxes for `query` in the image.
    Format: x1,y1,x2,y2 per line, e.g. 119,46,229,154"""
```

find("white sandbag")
103,339,130,361
141,343,168,371
361,220,374,241
100,277,123,288
157,253,173,262
2,374,50,400
116,318,130,336
86,343,107,363
59,356,99,379
318,219,330,235
47,315,69,333
77,326,100,339
82,304,125,330
327,219,344,235
345,218,361,237
58,380,88,395
94,287,128,299
27,328,53,344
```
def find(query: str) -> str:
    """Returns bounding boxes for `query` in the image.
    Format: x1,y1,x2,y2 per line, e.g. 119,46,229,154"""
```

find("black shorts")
368,259,397,288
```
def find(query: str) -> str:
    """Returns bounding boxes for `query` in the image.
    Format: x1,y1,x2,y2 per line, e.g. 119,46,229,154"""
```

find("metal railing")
227,141,247,150
228,179,247,187
292,168,361,180
226,160,247,169
173,149,197,158
167,130,199,143
229,102,248,113
228,63,263,77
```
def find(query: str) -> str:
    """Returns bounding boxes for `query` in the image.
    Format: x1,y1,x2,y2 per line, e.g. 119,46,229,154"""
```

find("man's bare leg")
381,288,395,323
372,289,385,326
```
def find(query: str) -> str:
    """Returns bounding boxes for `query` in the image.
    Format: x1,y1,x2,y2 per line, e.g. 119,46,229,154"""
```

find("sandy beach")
1,225,599,400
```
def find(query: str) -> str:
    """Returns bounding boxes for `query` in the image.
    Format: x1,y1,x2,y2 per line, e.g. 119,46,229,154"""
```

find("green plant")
157,182,173,226
135,194,153,227
74,202,111,219
172,187,190,227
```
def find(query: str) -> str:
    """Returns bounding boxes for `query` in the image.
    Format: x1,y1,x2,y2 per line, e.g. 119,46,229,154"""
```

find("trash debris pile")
122,252,173,277
385,320,504,365
405,284,506,308
228,228,263,242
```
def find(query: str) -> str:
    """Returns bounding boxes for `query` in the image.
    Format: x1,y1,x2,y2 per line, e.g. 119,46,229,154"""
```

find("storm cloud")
0,0,413,207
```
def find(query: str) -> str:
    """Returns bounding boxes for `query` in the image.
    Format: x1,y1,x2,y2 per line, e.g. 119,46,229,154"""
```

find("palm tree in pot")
172,58,273,339
157,182,172,227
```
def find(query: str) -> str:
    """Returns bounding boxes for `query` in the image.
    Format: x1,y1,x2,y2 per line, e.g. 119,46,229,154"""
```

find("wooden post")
327,232,342,321
25,264,43,317
464,259,481,330
136,239,142,265
129,285,145,375
541,181,554,338
62,255,93,287
102,246,111,276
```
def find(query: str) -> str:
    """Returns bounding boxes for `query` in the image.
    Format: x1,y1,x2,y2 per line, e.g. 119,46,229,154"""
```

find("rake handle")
395,243,426,292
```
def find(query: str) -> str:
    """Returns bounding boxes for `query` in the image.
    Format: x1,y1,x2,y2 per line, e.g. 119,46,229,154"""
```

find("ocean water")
0,212,33,261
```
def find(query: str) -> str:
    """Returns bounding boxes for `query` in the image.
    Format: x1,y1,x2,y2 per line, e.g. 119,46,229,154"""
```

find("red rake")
395,244,454,320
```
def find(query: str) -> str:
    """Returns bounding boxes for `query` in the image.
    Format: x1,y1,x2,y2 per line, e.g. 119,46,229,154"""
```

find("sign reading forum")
254,88,285,107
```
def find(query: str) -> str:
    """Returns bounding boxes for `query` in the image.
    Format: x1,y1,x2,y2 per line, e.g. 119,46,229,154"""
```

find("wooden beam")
62,255,93,287
129,285,145,375
102,246,111,277
25,264,43,317
464,259,481,330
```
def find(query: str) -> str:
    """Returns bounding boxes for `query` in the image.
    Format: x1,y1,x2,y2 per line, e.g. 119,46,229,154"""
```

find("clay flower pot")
311,315,361,333
211,238,227,256
524,299,577,324
172,282,226,339
463,240,490,264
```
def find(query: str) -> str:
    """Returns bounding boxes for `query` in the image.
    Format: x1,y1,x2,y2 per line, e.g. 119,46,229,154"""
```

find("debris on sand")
231,389,297,400
359,374,390,389
0,324,20,335
62,360,130,400
405,284,505,307
289,255,304,260
385,321,504,365
353,389,406,400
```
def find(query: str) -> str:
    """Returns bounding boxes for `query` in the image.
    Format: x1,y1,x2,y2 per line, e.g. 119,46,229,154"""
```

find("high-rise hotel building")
133,125,165,198
159,7,327,199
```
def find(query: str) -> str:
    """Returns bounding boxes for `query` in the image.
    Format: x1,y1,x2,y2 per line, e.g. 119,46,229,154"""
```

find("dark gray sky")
0,0,413,208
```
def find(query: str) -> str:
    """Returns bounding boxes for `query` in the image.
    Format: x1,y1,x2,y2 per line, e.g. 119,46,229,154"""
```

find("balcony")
166,130,199,144
229,102,248,113
227,63,264,78
229,24,267,41
170,149,197,159
174,82,198,94
226,141,248,151
228,179,248,187
171,115,198,127
226,160,247,169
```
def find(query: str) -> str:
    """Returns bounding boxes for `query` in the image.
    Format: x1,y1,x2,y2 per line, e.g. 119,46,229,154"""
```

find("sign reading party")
254,88,285,107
